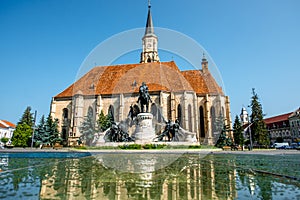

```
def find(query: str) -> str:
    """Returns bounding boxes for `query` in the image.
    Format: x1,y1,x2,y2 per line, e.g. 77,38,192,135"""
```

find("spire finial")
148,0,151,8
202,52,207,61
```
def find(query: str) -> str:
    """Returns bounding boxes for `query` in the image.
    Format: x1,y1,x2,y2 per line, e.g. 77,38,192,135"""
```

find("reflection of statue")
137,82,152,113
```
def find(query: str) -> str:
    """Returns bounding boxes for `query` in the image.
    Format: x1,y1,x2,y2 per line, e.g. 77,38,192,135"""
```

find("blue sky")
0,0,299,124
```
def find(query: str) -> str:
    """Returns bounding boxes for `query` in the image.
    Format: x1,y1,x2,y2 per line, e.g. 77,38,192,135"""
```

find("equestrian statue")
137,82,152,113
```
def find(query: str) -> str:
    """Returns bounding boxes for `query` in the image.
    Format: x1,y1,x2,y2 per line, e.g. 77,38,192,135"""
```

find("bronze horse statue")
137,82,152,113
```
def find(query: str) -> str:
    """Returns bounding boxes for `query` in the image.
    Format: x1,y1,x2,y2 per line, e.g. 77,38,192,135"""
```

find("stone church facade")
50,5,232,146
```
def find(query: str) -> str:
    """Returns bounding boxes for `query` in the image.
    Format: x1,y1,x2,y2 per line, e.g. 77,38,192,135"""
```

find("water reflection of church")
50,4,232,146
39,154,237,199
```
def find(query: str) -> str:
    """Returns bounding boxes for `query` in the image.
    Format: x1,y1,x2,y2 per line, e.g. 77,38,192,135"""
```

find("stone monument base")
132,113,156,144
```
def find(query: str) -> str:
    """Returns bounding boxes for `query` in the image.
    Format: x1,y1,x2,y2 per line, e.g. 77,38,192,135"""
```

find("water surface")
0,152,299,199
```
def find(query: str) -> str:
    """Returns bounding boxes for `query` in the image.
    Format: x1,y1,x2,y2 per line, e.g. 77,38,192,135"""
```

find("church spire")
140,1,160,63
145,1,154,35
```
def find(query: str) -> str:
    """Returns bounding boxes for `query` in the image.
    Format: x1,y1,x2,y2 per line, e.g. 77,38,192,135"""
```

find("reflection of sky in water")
236,172,300,199
0,152,299,199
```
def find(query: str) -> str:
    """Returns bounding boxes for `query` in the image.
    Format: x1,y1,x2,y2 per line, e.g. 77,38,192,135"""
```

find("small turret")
201,53,208,73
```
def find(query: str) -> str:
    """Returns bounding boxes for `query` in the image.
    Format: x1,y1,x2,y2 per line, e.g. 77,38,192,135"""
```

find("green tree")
79,109,96,145
18,106,34,127
215,124,232,148
45,115,61,145
250,88,269,146
34,115,46,145
11,123,32,147
233,115,244,146
34,114,61,146
11,107,35,147
97,110,111,131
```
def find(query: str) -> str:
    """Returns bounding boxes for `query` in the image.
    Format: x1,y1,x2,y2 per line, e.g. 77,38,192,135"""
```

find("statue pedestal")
132,113,156,143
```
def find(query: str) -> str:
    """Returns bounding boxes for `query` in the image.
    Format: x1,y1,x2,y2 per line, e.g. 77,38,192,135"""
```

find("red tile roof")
264,113,292,124
0,123,6,128
181,70,223,95
0,120,16,128
55,61,224,98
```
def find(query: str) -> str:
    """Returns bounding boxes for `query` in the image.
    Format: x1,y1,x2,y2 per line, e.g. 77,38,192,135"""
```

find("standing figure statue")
156,120,172,141
171,119,180,141
137,82,152,113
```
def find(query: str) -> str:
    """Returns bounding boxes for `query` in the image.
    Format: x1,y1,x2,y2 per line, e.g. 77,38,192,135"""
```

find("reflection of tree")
213,157,235,199
257,175,272,200
11,159,29,190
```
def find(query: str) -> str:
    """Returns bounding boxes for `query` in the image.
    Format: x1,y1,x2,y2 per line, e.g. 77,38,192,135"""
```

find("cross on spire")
148,0,151,8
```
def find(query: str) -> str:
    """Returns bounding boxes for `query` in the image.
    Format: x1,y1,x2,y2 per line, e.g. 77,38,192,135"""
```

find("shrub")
0,137,9,144
118,144,142,149
143,144,167,149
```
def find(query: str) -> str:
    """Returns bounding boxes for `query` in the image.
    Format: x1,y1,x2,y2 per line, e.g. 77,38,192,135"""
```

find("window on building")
108,105,114,122
199,106,205,138
151,103,157,117
177,104,182,125
188,104,192,132
221,107,225,118
211,106,216,133
62,128,67,140
151,103,162,122
88,106,94,118
63,108,68,119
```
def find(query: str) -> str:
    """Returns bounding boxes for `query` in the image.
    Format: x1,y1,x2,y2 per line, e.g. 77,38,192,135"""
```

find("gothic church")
50,4,232,146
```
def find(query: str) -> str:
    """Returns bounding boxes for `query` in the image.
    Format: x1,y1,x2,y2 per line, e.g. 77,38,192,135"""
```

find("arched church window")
188,104,192,131
177,104,182,125
221,107,225,118
153,105,163,123
63,108,68,119
88,106,93,118
199,106,205,138
108,105,114,122
62,128,67,140
151,103,157,116
211,106,216,133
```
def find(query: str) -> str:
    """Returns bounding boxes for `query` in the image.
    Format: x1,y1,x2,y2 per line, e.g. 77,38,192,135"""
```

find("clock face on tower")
147,43,152,49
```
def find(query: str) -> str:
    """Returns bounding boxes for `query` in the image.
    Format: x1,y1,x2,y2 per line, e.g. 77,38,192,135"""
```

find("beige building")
50,5,232,146
288,108,300,142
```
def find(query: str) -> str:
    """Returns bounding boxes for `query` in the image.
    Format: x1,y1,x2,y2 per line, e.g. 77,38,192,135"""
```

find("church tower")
140,2,160,63
240,107,249,125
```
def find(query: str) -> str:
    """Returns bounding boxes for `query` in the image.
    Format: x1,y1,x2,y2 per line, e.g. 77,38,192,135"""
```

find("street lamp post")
31,110,37,148
246,111,253,151
248,120,253,151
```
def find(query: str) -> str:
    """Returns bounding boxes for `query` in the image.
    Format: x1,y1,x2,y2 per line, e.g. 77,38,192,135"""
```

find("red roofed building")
264,113,293,144
50,5,232,146
0,120,15,143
